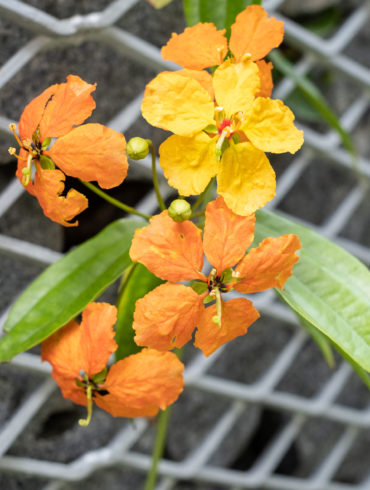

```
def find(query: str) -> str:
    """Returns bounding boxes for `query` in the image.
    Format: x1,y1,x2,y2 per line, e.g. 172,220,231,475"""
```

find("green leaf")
285,87,322,123
269,49,356,157
115,263,164,361
299,313,335,368
0,218,143,362
254,209,370,372
183,0,254,34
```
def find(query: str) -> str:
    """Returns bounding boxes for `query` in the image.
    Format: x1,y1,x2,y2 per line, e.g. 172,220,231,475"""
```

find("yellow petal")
217,142,276,215
213,60,260,117
242,98,304,154
175,69,215,99
141,72,215,136
159,133,217,196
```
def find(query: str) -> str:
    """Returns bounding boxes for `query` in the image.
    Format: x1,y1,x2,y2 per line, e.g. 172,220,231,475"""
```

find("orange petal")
235,234,301,293
42,302,117,405
133,283,204,351
42,303,117,378
95,349,184,417
39,75,96,138
256,60,273,98
194,298,260,357
46,123,128,189
230,5,284,62
130,211,206,282
161,23,227,70
18,85,58,141
33,166,88,227
203,196,256,274
78,302,118,378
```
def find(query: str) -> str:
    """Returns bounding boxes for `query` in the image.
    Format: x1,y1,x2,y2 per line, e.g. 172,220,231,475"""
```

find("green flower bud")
168,199,192,222
126,137,150,160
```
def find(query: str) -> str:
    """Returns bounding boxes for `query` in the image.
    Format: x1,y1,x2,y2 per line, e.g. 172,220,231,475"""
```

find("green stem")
190,210,205,218
80,180,151,221
144,407,171,490
149,142,166,211
191,178,215,212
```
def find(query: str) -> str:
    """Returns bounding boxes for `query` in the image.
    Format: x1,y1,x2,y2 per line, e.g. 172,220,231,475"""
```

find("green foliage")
0,218,143,362
115,263,164,361
183,0,255,35
255,210,370,373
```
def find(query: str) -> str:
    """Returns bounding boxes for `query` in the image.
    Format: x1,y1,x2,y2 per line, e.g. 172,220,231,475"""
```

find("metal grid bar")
0,1,369,489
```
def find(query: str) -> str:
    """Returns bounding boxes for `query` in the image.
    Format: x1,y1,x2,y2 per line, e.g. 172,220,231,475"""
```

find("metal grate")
0,0,369,489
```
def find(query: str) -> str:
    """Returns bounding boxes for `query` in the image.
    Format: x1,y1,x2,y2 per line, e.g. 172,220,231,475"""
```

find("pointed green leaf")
115,263,164,361
254,210,370,372
0,218,143,362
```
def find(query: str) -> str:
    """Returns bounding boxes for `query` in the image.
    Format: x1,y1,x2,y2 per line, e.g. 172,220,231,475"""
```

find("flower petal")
130,211,206,282
242,98,304,154
42,302,117,378
235,234,301,293
41,302,117,405
39,75,96,138
229,5,284,62
141,72,215,136
256,60,273,98
133,283,204,351
213,60,260,117
18,85,58,141
79,302,118,377
203,196,255,274
95,349,184,417
33,166,88,227
194,298,260,357
46,123,128,189
217,142,276,216
159,133,217,196
175,69,215,99
161,23,227,70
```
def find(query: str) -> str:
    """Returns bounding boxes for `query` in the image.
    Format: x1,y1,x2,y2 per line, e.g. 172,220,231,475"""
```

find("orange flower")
161,5,282,97
10,75,128,226
42,302,184,423
130,197,301,356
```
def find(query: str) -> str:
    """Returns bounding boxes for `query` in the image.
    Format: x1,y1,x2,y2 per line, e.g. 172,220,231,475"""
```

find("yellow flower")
142,59,303,215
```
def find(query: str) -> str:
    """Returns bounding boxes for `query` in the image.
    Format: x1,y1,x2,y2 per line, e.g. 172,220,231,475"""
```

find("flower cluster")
8,5,304,423
42,302,184,423
142,5,303,215
130,196,301,356
10,75,128,226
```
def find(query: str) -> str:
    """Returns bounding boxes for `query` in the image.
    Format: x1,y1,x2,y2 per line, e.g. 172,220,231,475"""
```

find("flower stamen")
79,383,93,427
9,123,23,147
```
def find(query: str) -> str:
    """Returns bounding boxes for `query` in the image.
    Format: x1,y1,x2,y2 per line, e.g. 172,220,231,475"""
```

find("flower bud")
126,137,150,160
168,199,192,222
